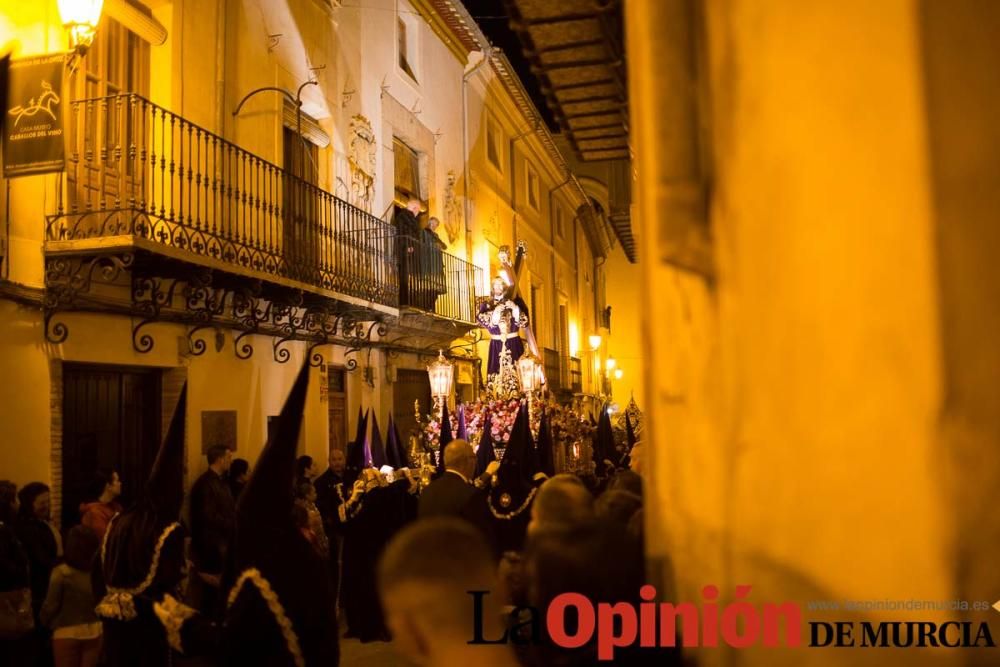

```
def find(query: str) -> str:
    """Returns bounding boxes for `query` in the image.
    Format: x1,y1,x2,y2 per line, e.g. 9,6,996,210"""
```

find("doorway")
392,369,432,452
61,364,162,529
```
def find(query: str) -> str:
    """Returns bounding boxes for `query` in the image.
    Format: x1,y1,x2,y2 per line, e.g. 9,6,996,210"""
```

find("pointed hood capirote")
593,404,616,475
146,384,187,520
385,415,409,469
369,412,387,469
622,412,637,467
536,408,556,479
456,403,468,440
436,401,453,474
97,385,188,621
489,401,538,518
345,408,369,483
234,362,310,556
225,362,339,666
473,411,496,478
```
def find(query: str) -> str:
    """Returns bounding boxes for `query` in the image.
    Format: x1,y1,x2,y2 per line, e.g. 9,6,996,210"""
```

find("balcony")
42,94,482,358
398,234,480,324
543,348,583,397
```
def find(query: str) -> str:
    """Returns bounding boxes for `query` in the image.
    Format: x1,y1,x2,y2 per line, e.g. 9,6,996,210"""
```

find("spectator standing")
0,481,34,666
79,470,122,540
40,526,102,667
188,445,235,618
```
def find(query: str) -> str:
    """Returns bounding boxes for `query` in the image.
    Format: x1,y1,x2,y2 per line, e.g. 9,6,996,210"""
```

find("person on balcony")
418,217,447,312
394,199,422,307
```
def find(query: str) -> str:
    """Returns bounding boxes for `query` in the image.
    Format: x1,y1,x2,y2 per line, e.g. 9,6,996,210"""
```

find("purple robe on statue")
478,295,529,376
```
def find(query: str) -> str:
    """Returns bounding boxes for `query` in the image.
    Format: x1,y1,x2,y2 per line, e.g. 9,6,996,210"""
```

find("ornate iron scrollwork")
184,270,226,356
232,282,267,360
43,253,135,345
131,275,182,353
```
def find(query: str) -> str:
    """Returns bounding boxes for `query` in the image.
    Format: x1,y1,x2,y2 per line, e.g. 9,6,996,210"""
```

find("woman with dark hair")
15,482,60,622
0,481,34,666
228,458,250,500
40,526,102,667
79,469,122,540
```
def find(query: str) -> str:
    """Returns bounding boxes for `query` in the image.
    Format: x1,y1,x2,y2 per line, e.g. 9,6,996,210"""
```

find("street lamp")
517,352,541,394
605,357,617,373
588,334,602,351
614,368,623,381
426,350,453,417
58,0,105,54
517,352,541,420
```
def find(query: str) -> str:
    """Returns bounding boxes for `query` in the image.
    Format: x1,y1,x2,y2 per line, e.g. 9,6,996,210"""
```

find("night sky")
462,0,560,132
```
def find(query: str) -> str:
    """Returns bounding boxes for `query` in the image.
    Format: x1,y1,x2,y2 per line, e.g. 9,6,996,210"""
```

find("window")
486,117,502,170
393,137,422,206
398,16,417,82
526,165,540,211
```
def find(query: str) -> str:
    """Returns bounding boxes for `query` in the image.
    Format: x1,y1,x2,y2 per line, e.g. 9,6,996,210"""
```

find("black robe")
94,514,187,667
339,479,414,642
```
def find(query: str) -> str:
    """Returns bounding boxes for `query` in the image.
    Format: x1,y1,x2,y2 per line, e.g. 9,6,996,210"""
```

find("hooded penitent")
593,405,616,475
345,408,369,485
369,412,387,470
97,385,187,622
456,403,468,441
536,408,556,479
435,402,453,475
622,412,637,467
489,401,539,519
95,386,188,667
224,363,339,667
385,415,409,470
473,412,496,478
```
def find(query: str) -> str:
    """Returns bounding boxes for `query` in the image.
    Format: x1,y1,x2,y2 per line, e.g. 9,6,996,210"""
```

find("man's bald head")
443,439,476,479
379,519,509,665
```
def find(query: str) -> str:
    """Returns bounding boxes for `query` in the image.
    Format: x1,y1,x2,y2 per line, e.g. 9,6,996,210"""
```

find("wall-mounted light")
605,357,617,372
58,0,105,55
614,368,623,380
588,334,602,351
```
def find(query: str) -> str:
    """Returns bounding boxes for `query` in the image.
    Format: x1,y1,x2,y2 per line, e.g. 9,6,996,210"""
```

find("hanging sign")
3,53,66,177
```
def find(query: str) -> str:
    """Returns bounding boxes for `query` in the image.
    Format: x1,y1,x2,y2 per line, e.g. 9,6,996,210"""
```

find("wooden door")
61,364,162,529
326,366,347,452
283,126,320,278
393,369,431,452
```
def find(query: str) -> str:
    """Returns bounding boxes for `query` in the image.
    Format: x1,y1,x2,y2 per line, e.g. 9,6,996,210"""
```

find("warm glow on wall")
569,321,580,357
589,334,602,351
473,241,492,296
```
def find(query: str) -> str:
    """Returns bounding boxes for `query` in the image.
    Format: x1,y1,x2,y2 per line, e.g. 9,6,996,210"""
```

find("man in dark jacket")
395,199,422,307
418,440,497,555
314,447,346,612
188,445,234,618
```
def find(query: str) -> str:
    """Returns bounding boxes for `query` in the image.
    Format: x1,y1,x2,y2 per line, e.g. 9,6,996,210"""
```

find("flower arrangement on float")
422,395,597,464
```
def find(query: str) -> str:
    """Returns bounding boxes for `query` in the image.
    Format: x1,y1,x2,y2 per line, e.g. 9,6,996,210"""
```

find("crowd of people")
0,363,668,667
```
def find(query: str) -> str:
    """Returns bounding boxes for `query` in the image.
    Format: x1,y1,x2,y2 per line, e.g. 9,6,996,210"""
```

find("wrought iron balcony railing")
542,349,583,394
46,93,398,308
398,234,481,324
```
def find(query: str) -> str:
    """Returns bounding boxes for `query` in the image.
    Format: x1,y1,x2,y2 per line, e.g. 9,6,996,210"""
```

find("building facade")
0,0,607,527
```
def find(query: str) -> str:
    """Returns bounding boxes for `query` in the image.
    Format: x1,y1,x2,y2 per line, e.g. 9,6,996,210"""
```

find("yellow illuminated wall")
628,0,1000,665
